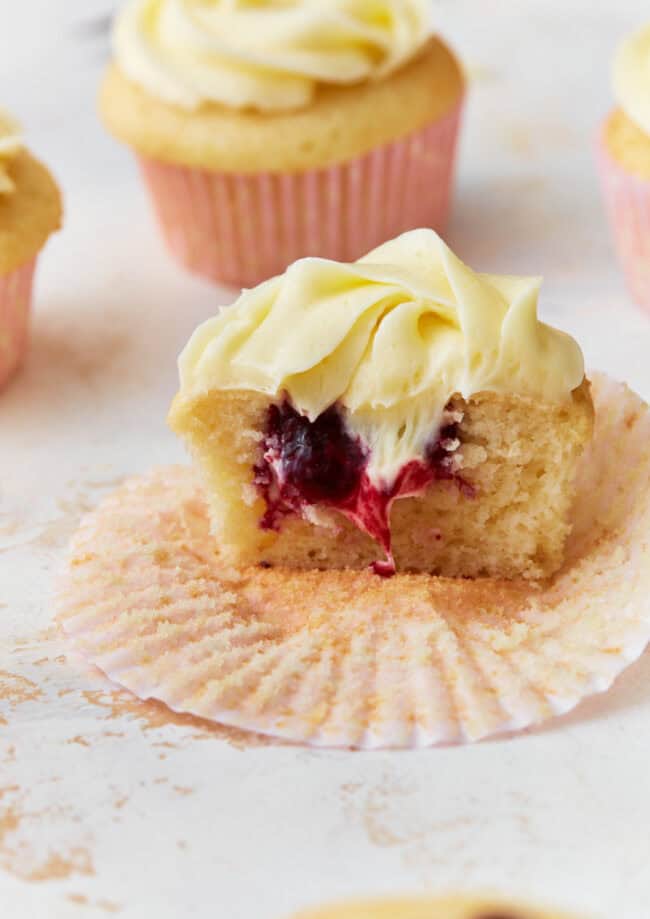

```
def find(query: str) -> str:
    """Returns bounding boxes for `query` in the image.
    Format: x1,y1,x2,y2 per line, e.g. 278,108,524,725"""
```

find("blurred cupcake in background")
0,109,62,390
100,0,465,289
599,23,650,312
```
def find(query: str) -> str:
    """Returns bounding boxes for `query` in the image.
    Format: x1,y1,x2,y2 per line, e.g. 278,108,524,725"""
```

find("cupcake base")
138,103,462,289
58,374,650,749
290,895,578,919
598,129,650,311
0,257,36,389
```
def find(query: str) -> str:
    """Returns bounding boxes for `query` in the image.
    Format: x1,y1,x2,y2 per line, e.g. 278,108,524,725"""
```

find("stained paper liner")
598,131,650,311
58,373,650,749
0,257,36,389
289,895,581,919
137,102,463,289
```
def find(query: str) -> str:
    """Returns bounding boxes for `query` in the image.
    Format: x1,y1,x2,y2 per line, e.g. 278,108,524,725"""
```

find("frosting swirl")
0,109,23,195
177,229,585,485
613,23,650,135
113,0,432,112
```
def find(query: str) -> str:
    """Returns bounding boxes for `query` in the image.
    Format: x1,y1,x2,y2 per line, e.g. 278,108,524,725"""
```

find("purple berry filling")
254,399,472,576
254,402,367,530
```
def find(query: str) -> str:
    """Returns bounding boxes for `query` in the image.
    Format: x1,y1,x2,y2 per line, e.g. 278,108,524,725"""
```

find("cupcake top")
613,23,650,135
0,108,62,274
177,229,585,485
291,895,580,919
113,0,432,112
0,109,24,195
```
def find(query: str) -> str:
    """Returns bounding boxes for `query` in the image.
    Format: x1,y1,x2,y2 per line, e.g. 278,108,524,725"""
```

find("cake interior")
169,381,593,580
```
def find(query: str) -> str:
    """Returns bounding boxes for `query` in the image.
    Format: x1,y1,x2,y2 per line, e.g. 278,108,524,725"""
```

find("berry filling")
254,399,473,577
254,403,367,527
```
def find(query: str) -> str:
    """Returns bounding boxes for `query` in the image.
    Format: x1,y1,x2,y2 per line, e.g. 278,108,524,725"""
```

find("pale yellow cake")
603,108,650,180
605,23,650,179
0,113,62,274
170,230,593,580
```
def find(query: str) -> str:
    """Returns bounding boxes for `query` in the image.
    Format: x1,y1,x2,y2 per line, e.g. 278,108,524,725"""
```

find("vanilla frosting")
613,23,650,136
177,229,585,486
113,0,431,112
0,109,23,195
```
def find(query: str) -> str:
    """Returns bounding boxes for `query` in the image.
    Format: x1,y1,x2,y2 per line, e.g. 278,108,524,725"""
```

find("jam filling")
254,399,473,577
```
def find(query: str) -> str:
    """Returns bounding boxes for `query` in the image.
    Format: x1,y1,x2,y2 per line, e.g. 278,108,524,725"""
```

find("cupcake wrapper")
138,101,463,289
0,258,36,389
58,373,650,749
597,132,650,311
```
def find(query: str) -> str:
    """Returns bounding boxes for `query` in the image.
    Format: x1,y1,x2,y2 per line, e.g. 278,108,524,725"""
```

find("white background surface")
2,2,650,917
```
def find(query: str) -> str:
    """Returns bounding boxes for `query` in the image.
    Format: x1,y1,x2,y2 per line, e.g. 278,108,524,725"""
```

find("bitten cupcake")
169,229,592,581
0,109,62,389
100,0,465,289
60,232,650,748
599,23,650,310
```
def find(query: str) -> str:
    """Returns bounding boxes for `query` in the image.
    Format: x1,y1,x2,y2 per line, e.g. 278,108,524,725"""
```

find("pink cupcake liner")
138,101,463,289
58,373,650,749
0,257,36,389
597,130,650,311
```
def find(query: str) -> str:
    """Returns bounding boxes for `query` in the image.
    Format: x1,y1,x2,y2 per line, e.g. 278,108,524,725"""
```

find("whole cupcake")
290,895,583,919
0,109,62,389
100,0,465,288
599,23,650,310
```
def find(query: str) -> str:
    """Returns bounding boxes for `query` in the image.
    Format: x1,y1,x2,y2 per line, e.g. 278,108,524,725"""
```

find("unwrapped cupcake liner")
598,131,650,311
137,101,463,289
58,373,650,749
0,257,36,389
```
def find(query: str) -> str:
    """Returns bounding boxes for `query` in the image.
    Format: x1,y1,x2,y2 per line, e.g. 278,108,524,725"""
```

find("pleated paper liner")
289,895,583,919
58,373,650,749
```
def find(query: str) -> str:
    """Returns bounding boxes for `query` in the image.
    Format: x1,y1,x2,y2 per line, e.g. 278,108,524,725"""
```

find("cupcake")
599,23,650,310
290,895,584,919
100,0,465,289
0,109,62,388
169,229,593,580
